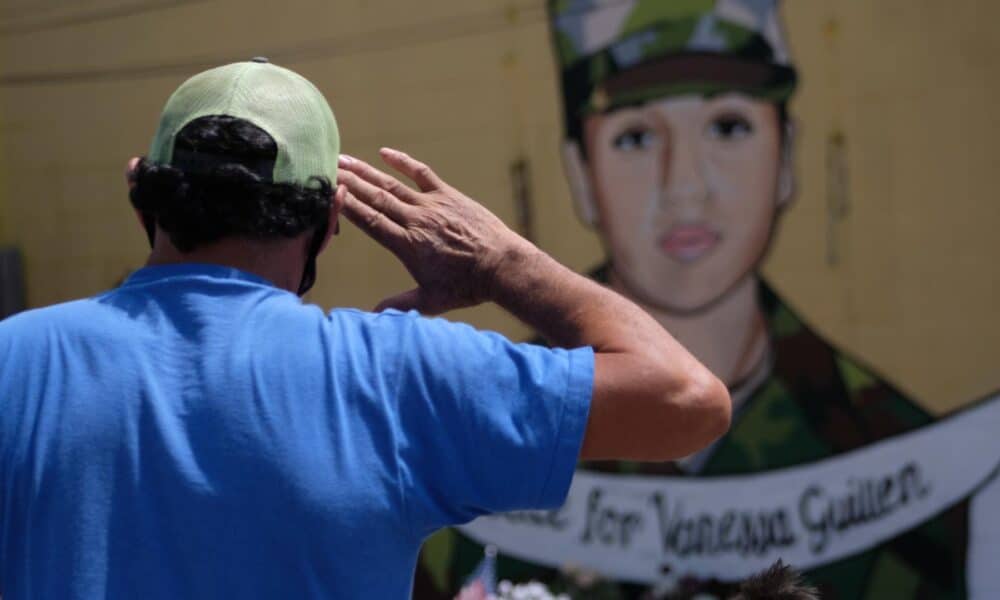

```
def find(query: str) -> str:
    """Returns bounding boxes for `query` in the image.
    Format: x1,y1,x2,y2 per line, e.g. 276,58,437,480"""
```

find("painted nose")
660,140,710,217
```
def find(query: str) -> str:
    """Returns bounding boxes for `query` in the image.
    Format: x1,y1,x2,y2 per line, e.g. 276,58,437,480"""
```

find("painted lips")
660,225,721,262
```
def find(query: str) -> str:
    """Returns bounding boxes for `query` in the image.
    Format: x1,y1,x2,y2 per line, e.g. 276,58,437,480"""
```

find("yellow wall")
1,0,997,412
773,1,1000,411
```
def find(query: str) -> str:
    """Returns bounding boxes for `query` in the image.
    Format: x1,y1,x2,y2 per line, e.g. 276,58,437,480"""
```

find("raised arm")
336,149,730,461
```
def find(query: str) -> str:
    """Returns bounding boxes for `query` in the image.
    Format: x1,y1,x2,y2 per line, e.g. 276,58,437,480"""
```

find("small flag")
457,545,498,598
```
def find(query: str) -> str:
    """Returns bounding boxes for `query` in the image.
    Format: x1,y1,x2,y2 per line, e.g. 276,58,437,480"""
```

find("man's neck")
610,272,770,387
146,237,304,294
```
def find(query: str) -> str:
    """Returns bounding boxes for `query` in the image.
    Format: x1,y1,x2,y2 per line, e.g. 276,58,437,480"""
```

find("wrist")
479,237,544,304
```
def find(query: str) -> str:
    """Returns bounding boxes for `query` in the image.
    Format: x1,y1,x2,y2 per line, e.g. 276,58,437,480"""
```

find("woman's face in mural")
583,94,784,313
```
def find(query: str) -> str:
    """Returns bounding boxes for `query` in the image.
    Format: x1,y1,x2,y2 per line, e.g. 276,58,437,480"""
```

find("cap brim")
596,52,797,113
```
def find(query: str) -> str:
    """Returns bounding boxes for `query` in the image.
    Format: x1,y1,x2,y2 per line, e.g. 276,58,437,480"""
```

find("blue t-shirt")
0,263,593,599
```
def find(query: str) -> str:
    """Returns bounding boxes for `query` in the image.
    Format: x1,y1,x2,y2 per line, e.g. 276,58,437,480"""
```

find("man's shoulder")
0,299,122,374
326,307,416,337
327,307,501,342
0,297,110,336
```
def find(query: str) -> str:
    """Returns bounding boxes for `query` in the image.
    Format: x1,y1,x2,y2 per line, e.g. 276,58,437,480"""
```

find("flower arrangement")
456,547,819,600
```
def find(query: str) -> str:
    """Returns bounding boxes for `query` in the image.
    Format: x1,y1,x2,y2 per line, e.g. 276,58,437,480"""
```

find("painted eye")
707,115,753,140
612,127,658,152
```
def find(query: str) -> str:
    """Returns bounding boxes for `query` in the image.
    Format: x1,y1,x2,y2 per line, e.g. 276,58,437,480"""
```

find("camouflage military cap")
549,0,798,122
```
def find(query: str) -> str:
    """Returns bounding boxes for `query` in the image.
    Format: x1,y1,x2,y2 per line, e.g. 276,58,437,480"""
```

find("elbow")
691,370,732,444
657,368,731,460
587,355,733,463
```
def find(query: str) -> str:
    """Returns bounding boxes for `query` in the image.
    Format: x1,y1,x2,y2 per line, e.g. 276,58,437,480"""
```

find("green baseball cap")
148,58,339,187
549,0,798,121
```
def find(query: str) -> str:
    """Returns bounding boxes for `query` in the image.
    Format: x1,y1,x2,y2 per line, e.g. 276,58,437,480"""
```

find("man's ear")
777,119,797,208
126,156,140,191
561,140,599,227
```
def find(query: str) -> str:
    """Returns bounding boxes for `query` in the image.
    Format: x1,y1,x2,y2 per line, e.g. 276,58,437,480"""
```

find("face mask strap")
142,213,157,248
297,221,328,296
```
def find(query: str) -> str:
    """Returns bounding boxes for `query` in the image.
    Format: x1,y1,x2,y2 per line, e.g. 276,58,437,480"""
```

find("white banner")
461,394,1000,586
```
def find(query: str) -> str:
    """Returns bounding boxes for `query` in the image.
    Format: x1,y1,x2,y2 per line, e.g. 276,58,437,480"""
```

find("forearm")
336,150,730,461
490,241,731,460
489,240,676,357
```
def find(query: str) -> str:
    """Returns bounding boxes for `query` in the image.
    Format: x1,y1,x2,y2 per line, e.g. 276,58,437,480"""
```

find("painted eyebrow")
703,97,757,114
612,120,656,131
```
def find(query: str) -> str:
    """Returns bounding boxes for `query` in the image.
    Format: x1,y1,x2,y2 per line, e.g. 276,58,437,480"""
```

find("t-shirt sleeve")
386,312,593,535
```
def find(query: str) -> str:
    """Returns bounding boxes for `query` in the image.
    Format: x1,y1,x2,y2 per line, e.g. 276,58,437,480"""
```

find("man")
732,561,819,600
436,1,978,598
0,59,730,598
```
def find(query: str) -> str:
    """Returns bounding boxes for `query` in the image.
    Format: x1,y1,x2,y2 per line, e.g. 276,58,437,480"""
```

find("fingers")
338,185,407,251
379,148,445,192
339,154,422,205
374,288,426,313
374,288,453,315
337,168,418,226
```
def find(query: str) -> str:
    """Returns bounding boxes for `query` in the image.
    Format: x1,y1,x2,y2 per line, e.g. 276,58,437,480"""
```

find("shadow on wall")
0,246,26,319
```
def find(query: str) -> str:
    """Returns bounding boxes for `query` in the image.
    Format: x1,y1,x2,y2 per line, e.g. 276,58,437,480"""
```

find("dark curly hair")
731,560,820,600
129,115,332,253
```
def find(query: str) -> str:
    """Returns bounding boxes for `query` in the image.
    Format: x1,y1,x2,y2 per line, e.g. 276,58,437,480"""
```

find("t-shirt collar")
122,263,278,289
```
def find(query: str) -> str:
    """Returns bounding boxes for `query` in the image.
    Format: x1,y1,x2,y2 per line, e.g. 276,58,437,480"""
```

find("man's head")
730,560,820,600
128,59,342,295
549,0,798,312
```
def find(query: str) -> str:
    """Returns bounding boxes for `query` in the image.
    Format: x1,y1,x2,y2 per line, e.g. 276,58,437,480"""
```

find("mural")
414,1,1000,599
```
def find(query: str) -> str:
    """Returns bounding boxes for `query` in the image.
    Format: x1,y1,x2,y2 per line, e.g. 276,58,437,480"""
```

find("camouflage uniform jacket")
415,275,969,600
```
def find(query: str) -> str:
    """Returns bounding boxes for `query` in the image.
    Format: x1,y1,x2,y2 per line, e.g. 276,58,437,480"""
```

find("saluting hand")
336,149,532,315
338,148,731,462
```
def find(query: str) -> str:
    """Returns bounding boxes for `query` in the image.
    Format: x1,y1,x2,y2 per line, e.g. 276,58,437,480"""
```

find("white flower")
492,579,570,600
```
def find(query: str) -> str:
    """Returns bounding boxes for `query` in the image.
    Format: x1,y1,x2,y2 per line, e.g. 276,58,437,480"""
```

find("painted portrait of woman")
416,2,995,598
